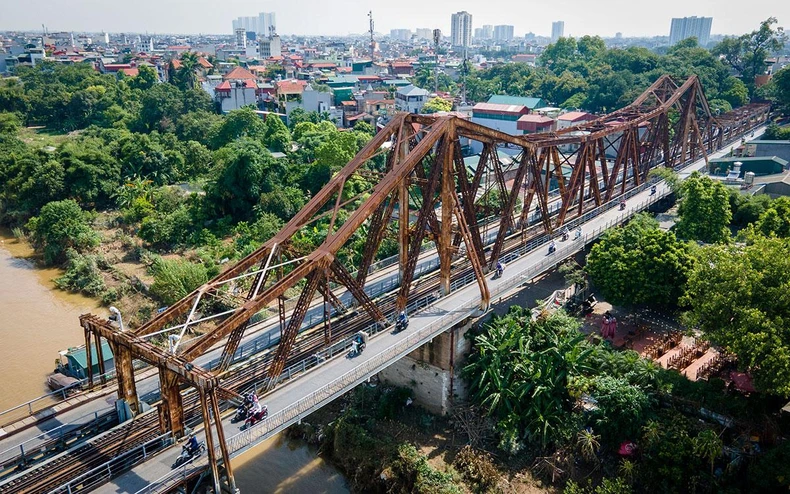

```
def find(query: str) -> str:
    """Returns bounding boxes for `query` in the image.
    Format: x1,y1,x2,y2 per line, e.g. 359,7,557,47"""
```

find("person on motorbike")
496,261,504,276
397,310,408,326
548,240,556,254
575,226,582,240
619,199,626,210
184,433,199,456
250,398,263,417
650,185,657,195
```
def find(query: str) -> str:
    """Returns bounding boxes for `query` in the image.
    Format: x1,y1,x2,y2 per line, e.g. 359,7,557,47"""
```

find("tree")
206,138,282,222
26,199,100,264
211,107,266,149
422,97,453,113
768,65,790,112
756,197,790,237
0,112,21,134
675,172,732,243
128,65,158,91
682,235,790,396
694,429,723,475
585,214,694,307
714,18,787,94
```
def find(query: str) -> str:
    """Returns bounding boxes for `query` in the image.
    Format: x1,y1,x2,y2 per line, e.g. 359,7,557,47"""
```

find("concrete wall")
378,323,472,415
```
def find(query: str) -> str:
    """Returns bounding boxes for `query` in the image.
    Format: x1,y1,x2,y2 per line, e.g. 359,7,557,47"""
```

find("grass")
17,126,74,149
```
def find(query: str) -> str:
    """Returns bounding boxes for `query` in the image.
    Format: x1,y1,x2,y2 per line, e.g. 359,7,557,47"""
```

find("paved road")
5,126,765,492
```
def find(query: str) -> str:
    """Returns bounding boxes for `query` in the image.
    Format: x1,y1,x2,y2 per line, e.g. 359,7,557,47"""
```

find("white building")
551,21,564,42
259,35,282,58
415,28,433,40
494,25,514,42
232,16,258,34
482,25,493,40
390,29,411,41
669,16,712,46
451,11,473,48
235,28,247,49
301,84,333,114
395,85,430,113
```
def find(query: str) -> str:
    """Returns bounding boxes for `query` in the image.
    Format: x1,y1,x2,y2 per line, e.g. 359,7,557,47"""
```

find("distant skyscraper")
451,11,473,48
232,12,276,36
551,21,564,42
235,28,247,49
390,29,411,41
416,28,433,40
259,35,281,58
493,25,514,42
482,25,493,40
474,28,483,39
258,12,276,36
669,16,713,46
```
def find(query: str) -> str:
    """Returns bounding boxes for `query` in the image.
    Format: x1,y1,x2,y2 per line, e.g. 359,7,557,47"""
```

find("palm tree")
694,429,723,475
178,52,199,90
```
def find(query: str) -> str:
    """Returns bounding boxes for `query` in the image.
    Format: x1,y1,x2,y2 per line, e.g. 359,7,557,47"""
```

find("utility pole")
433,29,441,94
368,11,375,62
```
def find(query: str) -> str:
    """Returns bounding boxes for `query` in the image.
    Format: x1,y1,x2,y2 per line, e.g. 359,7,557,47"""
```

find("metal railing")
49,432,173,494
0,360,148,427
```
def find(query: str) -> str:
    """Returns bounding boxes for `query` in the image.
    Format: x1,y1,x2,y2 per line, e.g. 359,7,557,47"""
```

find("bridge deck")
96,128,751,494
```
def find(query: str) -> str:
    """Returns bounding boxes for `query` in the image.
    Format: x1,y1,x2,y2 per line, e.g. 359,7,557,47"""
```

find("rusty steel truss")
80,76,768,487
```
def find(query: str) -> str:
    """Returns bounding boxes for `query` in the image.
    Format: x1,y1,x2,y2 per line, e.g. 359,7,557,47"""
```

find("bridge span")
0,75,770,494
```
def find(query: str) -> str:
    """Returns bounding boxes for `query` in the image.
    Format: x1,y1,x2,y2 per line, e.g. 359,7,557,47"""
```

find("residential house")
487,94,547,111
470,103,529,153
395,85,430,113
517,114,554,134
556,111,596,130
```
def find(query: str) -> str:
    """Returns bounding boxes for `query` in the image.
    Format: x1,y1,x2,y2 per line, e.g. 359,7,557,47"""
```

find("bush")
26,199,100,265
390,443,462,494
149,257,209,305
453,445,501,493
122,196,155,224
54,249,107,297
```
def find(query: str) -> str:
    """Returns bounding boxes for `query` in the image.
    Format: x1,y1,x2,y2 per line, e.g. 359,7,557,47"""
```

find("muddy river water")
0,231,349,493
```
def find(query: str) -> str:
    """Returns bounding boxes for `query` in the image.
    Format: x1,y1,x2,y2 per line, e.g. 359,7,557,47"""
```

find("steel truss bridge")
0,75,769,494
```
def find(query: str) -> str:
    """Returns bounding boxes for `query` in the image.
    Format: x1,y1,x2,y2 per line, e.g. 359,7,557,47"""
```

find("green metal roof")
67,340,114,370
710,156,789,166
488,94,547,110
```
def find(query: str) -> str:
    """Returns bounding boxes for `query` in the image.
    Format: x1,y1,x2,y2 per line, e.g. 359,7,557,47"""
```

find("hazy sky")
0,0,787,38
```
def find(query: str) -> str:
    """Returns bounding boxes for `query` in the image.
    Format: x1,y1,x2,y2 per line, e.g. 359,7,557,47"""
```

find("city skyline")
0,0,787,38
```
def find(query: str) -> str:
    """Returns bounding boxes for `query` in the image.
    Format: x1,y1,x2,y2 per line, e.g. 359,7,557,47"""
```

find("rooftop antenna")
433,29,441,93
368,10,375,61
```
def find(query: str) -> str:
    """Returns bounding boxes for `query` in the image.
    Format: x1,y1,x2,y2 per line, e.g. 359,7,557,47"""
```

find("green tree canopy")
586,213,694,307
422,97,453,113
26,199,100,264
682,235,790,396
675,172,732,243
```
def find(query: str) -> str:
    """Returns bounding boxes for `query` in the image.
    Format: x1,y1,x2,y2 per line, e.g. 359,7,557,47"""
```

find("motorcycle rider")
650,185,657,195
619,199,626,210
548,240,556,254
574,226,582,240
184,433,199,457
495,261,504,277
397,310,408,328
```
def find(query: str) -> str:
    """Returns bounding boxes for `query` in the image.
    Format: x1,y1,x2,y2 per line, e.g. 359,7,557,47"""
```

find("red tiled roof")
276,79,307,94
518,114,554,124
197,57,213,69
171,59,182,69
336,66,352,73
390,62,412,68
557,111,594,122
224,66,257,81
121,68,139,77
309,62,337,68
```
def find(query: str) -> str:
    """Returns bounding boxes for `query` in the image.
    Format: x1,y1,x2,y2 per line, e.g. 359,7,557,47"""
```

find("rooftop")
396,84,430,97
558,111,594,122
473,102,529,114
488,94,545,110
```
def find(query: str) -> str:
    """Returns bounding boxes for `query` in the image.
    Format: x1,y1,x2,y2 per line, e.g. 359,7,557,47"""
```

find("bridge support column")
210,388,238,493
199,388,222,494
112,342,140,415
439,128,455,295
379,322,472,415
158,368,184,437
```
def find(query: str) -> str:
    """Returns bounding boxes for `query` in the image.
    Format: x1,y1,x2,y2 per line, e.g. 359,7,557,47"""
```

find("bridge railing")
49,432,173,494
0,360,148,427
219,187,666,458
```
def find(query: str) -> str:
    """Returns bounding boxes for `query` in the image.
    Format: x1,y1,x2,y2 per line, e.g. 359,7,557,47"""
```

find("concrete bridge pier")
378,320,474,415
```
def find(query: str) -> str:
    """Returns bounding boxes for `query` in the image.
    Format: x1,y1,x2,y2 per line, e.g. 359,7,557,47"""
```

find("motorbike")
619,202,626,211
395,318,409,333
243,406,269,429
650,186,657,195
348,331,368,358
232,403,251,423
172,440,206,468
548,243,556,255
561,232,569,241
574,229,582,241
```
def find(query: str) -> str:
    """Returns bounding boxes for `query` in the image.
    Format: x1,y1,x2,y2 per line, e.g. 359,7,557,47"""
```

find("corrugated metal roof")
473,103,528,114
488,94,545,109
